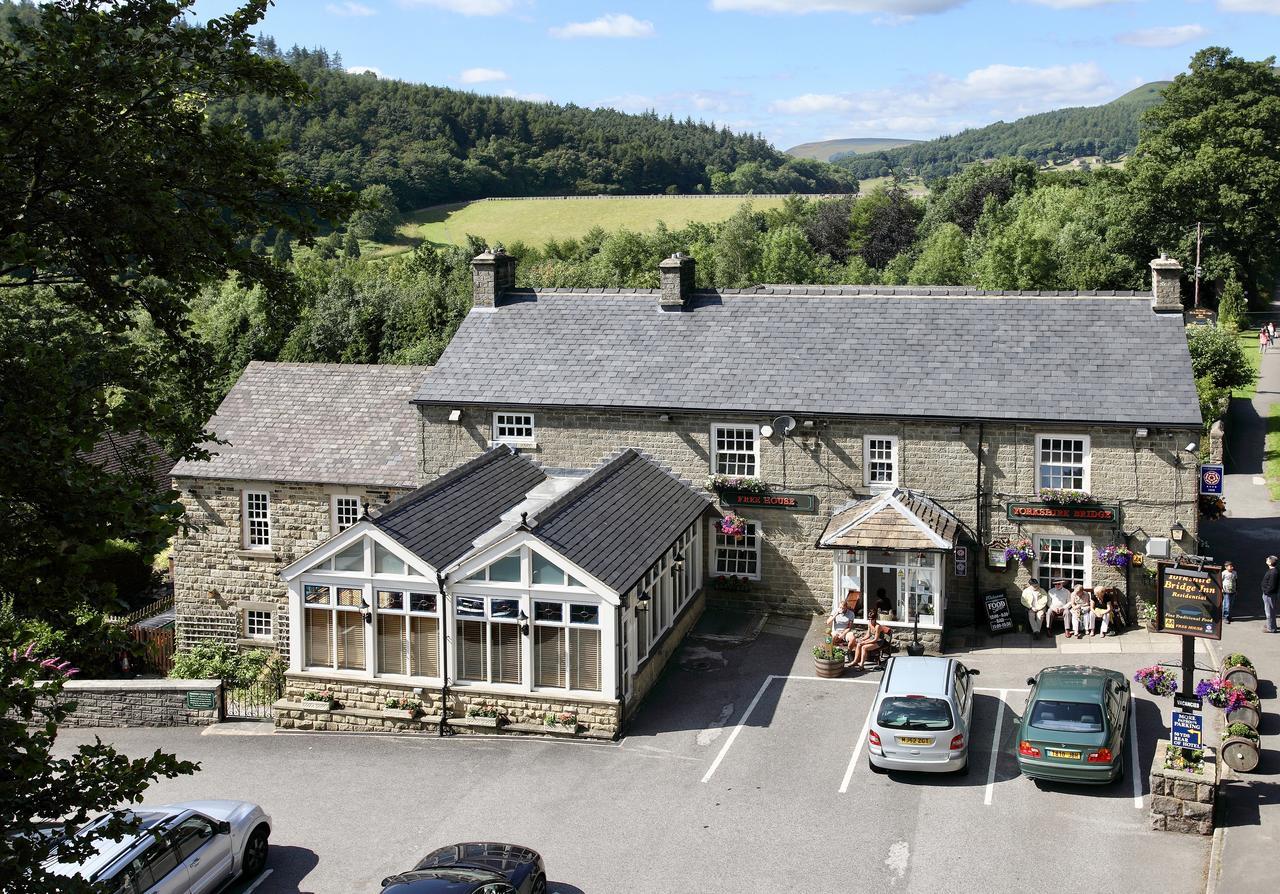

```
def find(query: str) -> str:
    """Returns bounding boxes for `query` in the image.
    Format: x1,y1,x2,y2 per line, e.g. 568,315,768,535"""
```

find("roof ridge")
529,447,639,528
371,445,533,523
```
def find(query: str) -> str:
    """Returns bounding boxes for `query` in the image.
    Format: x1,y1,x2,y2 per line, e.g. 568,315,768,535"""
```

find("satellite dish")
774,415,797,436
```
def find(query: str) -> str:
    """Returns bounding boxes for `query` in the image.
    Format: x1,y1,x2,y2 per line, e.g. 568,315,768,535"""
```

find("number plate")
1047,749,1080,760
897,736,933,746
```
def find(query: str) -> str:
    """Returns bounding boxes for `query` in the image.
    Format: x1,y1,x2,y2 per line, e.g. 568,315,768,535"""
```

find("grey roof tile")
415,290,1201,427
172,362,428,487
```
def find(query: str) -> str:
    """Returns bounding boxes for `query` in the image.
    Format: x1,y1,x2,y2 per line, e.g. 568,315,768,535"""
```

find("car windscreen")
876,696,953,730
1029,699,1104,733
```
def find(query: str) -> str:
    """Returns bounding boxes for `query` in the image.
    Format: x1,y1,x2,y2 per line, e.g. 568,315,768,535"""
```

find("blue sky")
192,0,1280,148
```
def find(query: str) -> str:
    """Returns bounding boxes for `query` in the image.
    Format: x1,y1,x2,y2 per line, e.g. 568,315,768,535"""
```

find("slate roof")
818,488,961,551
530,448,712,594
171,362,428,487
82,429,174,494
371,445,547,571
414,289,1201,427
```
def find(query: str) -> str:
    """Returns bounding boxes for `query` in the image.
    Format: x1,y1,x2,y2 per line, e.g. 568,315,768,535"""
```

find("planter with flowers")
1039,488,1095,505
466,703,505,728
1221,653,1257,692
1097,544,1136,568
1134,665,1178,698
384,697,424,721
1003,537,1035,566
299,688,338,711
711,574,752,593
705,474,769,495
543,711,580,736
1137,599,1158,631
813,637,847,678
1221,722,1260,773
718,513,748,539
1199,494,1226,520
1196,677,1261,730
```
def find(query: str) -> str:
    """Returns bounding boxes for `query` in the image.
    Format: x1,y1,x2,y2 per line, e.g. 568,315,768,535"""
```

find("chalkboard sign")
1157,564,1221,640
983,588,1013,635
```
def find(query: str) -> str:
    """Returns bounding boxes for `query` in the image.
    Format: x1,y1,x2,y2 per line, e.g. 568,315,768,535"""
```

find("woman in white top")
829,589,862,651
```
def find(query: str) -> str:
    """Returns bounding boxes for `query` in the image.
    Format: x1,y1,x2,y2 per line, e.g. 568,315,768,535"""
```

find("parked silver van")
867,656,979,774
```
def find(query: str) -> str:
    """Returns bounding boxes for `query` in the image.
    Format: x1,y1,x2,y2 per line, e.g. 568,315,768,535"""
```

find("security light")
448,409,462,423
1184,442,1198,454
760,424,774,438
636,591,652,612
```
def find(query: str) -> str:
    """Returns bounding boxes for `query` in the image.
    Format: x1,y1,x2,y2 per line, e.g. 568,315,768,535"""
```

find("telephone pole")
1193,221,1202,309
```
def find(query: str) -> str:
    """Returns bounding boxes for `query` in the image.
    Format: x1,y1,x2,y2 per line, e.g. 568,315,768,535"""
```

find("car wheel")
868,756,887,774
242,825,269,878
532,873,547,894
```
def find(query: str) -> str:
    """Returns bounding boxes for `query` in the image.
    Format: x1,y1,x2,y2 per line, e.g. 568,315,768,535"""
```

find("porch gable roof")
818,488,960,551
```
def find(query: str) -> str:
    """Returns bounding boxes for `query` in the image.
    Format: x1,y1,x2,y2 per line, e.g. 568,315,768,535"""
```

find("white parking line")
839,700,878,793
983,689,1008,806
700,673,875,784
1129,696,1142,808
243,869,274,894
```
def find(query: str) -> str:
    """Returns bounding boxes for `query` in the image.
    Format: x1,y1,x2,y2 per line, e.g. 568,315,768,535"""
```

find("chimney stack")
471,246,516,310
1149,254,1184,314
659,252,696,311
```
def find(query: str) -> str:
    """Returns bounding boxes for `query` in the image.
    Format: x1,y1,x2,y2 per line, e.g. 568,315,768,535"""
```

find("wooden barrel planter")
813,653,846,678
1221,655,1258,692
1226,703,1262,732
1221,725,1261,773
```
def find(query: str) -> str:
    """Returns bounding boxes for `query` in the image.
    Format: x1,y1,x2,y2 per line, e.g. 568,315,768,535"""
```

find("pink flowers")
718,513,747,538
1134,665,1178,697
1196,676,1254,713
1097,544,1135,568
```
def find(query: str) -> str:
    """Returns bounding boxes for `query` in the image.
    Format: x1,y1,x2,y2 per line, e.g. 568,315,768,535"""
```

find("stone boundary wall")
1150,743,1218,835
478,193,850,203
58,679,222,728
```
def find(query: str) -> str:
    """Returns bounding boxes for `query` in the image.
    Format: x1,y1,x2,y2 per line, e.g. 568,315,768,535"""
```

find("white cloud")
549,13,655,38
1021,0,1131,8
347,66,383,76
1218,0,1280,13
710,0,966,13
401,0,519,15
770,93,855,114
500,89,553,102
326,2,376,15
1116,24,1208,47
459,67,509,84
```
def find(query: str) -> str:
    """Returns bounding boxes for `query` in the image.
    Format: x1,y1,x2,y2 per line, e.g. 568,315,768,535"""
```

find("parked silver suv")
867,656,979,775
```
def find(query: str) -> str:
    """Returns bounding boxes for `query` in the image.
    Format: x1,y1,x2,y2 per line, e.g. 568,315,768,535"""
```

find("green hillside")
785,137,921,162
835,81,1169,180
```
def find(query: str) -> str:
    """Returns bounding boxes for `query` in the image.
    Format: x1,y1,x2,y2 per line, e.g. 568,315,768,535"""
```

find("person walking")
1261,328,1270,356
1221,561,1237,624
1262,556,1279,633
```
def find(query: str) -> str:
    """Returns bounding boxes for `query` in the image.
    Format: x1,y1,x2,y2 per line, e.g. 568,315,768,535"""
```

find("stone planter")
1150,742,1217,835
1221,659,1258,692
813,655,845,679
1221,735,1260,773
541,723,578,737
1225,703,1261,731
298,699,334,712
383,708,421,721
464,715,501,728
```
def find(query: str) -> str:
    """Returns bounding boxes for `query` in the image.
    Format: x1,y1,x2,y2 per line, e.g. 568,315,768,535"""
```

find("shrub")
1217,274,1247,329
1186,324,1253,391
170,642,285,688
1223,722,1260,742
1224,652,1254,670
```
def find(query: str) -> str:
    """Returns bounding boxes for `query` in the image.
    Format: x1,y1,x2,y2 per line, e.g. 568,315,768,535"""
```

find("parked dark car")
1013,666,1130,784
381,843,546,894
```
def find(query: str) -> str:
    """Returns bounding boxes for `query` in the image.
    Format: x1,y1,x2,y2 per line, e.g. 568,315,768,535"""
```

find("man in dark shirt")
1262,555,1279,633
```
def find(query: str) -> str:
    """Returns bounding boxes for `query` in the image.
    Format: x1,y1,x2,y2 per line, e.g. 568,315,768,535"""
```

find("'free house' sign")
721,492,817,512
1005,503,1119,523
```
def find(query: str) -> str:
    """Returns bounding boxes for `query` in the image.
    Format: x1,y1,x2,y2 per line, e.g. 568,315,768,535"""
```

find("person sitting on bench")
852,611,889,669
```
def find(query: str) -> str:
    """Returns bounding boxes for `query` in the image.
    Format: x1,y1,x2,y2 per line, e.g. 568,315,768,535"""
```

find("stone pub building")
172,250,1202,737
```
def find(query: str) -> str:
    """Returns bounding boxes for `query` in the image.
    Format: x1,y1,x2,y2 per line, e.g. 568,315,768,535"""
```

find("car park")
46,800,270,893
866,656,979,774
1014,665,1130,784
380,843,547,894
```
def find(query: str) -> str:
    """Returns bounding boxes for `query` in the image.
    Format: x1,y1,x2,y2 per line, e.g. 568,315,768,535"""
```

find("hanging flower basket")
718,513,748,538
1097,544,1135,568
1199,494,1226,519
705,474,769,495
1133,665,1178,698
1039,488,1095,505
1003,537,1035,565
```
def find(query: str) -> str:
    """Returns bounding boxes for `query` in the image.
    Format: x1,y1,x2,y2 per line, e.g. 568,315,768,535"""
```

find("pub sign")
1156,564,1222,640
721,491,816,512
1006,502,1120,524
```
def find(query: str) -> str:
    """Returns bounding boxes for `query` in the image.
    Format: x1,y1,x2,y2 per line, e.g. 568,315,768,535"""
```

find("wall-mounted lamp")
672,552,685,574
518,609,529,636
1170,522,1186,542
360,597,373,624
1183,442,1199,455
448,409,463,423
636,591,652,612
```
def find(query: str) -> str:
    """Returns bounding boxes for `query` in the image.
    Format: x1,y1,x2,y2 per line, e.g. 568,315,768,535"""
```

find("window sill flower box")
384,697,424,721
465,704,505,728
711,574,752,592
542,712,579,735
705,474,769,495
1039,488,1095,505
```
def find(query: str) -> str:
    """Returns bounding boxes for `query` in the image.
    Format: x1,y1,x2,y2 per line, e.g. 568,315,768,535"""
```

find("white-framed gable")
821,489,954,551
446,529,621,605
279,520,437,583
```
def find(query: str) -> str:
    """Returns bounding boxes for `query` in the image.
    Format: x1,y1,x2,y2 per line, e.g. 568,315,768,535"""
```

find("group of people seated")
827,588,892,668
1021,578,1129,639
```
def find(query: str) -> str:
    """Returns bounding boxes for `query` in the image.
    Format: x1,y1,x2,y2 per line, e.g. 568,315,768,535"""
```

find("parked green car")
1014,665,1130,785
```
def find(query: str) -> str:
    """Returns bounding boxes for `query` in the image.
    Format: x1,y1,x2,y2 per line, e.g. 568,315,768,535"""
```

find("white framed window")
1035,535,1091,591
242,490,271,549
635,566,659,659
374,590,440,678
303,584,365,671
244,609,272,641
864,435,899,489
713,519,761,580
832,549,942,628
711,424,759,477
492,412,536,447
532,600,602,692
1037,434,1090,491
332,495,361,535
455,595,523,685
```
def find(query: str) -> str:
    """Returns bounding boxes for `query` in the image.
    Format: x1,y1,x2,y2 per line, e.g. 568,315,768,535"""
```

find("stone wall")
277,673,620,738
58,679,222,727
1150,743,1218,835
419,407,1200,626
172,478,409,653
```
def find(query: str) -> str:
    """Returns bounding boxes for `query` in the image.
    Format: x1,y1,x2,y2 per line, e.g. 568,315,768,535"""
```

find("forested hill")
208,43,854,208
835,81,1170,181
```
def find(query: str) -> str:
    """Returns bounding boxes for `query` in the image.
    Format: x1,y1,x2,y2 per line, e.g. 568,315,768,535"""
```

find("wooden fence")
128,626,175,676
108,594,173,626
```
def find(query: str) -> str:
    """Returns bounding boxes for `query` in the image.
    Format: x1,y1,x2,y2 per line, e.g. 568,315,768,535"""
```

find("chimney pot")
471,247,517,309
659,252,696,311
1149,255,1183,314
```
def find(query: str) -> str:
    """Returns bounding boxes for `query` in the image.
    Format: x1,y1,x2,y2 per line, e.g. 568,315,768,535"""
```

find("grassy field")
1267,403,1280,501
394,195,798,251
1235,329,1261,400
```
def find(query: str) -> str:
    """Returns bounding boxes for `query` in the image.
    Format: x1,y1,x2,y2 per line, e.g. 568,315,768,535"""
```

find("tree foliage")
1186,324,1253,391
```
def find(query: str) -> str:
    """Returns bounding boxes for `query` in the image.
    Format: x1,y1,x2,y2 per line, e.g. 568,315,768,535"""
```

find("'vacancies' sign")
1006,502,1120,523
